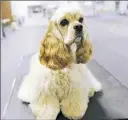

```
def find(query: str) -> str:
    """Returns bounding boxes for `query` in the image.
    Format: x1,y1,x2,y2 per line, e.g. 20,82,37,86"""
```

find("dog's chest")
51,69,70,101
50,65,83,101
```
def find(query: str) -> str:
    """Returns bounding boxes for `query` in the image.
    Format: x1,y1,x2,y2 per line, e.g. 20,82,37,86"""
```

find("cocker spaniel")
18,2,102,120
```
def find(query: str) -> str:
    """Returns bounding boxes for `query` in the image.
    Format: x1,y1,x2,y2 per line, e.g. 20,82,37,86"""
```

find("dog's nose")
74,25,83,32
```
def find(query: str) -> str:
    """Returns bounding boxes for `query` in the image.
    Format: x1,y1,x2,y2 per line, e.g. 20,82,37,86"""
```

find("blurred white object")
84,1,92,6
10,22,20,31
1,24,4,39
1,19,11,38
2,19,10,24
118,1,128,15
46,4,57,19
84,1,96,16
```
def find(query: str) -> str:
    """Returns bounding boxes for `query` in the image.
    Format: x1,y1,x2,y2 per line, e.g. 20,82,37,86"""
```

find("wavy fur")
18,2,102,120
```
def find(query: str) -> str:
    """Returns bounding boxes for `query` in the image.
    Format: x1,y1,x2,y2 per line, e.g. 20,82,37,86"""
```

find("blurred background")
1,0,128,118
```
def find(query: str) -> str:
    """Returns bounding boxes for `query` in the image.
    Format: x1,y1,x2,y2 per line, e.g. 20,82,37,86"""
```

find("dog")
18,2,102,120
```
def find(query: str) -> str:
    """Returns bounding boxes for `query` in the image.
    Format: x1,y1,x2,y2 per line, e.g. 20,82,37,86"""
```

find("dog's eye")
79,17,84,23
60,19,69,26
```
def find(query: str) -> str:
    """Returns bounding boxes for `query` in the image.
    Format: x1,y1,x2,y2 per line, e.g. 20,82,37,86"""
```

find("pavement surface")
1,26,47,116
86,15,128,88
1,14,128,119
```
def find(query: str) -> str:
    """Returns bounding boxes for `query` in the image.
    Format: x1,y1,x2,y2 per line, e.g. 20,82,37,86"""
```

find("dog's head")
39,2,92,70
51,2,88,45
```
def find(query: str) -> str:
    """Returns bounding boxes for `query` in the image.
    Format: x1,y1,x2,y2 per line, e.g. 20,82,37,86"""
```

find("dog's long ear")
39,21,73,70
76,32,92,64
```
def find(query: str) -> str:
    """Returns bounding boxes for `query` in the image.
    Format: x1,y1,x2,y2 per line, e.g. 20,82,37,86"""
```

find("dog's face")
51,3,87,46
56,12,85,45
39,3,92,70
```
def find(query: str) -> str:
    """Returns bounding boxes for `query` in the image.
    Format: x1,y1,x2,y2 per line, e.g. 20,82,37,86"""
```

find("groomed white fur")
18,53,102,119
51,2,84,22
18,2,102,120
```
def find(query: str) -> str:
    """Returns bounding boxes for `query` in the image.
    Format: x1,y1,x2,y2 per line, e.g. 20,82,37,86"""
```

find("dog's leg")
17,74,41,103
61,88,88,120
18,53,47,103
86,67,102,92
80,65,102,98
30,94,60,120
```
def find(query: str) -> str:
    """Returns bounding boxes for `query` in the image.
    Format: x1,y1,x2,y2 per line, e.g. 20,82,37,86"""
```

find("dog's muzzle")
74,24,83,32
66,25,83,46
74,25,83,43
74,24,83,43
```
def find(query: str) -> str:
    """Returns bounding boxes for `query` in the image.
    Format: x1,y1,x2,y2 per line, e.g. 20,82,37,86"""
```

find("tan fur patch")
76,38,92,64
39,21,73,70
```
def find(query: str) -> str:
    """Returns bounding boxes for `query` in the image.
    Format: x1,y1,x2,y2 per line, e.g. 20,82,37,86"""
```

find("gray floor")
1,14,128,119
86,15,128,88
1,26,46,116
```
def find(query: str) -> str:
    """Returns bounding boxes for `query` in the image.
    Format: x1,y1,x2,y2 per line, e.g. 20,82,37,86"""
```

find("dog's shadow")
57,92,110,120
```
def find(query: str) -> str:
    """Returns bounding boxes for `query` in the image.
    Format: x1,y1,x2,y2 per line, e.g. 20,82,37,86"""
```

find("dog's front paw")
61,96,88,120
93,80,102,92
17,90,32,103
30,95,60,120
61,102,87,120
88,88,95,98
30,102,59,120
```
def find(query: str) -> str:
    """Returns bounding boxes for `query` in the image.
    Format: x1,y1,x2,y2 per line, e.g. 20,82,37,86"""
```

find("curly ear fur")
76,33,92,64
39,21,73,70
